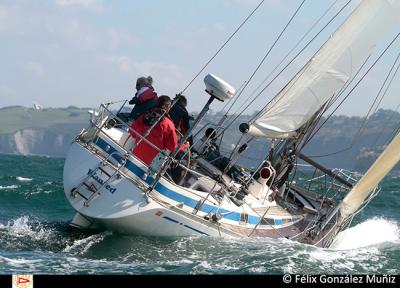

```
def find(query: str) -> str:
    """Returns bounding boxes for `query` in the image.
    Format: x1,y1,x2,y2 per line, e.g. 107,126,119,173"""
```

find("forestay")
249,0,400,138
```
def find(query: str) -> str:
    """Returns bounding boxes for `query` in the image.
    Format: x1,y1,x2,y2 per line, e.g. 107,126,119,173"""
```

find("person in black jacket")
168,95,192,185
169,95,191,137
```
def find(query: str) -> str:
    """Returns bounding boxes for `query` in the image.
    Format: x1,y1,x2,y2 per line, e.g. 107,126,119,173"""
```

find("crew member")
169,95,191,136
168,95,193,184
129,76,158,120
129,95,178,165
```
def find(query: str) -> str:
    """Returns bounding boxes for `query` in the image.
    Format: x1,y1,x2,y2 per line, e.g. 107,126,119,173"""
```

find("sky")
0,0,399,116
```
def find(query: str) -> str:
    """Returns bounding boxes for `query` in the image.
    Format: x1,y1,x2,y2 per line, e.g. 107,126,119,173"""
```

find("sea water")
0,153,399,274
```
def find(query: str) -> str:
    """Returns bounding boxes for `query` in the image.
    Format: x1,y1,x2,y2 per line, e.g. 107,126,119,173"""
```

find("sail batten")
250,0,400,138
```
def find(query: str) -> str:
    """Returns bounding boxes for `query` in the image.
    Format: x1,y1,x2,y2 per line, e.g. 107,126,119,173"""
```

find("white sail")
339,132,400,218
249,0,400,138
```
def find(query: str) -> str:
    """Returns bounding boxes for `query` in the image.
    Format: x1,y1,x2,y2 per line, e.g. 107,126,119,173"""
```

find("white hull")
63,141,239,238
63,131,313,241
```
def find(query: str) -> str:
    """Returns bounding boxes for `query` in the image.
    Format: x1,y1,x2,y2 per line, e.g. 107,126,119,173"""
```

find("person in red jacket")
129,95,178,165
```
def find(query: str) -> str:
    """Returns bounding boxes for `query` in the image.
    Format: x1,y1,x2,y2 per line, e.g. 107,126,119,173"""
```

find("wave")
0,215,399,274
0,255,43,265
1,215,113,248
0,226,398,274
16,176,33,182
63,233,108,255
0,216,53,241
0,185,19,190
330,217,399,250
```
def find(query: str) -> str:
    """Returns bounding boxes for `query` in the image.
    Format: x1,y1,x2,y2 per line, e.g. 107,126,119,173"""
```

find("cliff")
0,106,89,156
0,123,85,156
0,106,399,171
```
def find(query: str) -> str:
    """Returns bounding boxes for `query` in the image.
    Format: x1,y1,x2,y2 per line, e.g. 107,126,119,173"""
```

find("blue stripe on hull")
94,137,284,227
162,216,179,224
162,216,209,236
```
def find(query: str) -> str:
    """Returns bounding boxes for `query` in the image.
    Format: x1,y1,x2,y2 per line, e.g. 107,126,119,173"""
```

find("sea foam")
16,176,33,182
0,216,50,240
63,233,107,254
330,218,399,250
0,185,19,190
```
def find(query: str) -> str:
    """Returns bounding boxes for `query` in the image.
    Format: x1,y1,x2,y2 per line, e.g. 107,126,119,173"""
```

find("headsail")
249,0,400,138
339,132,400,219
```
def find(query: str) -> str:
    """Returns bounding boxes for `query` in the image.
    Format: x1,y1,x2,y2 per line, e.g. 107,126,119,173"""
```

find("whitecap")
0,216,52,241
0,256,43,265
0,185,19,190
63,233,107,254
16,176,33,182
330,218,399,250
29,188,43,195
197,260,212,269
249,266,268,273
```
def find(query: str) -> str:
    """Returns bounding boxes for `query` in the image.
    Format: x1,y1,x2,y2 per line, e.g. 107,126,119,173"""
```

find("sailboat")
63,0,400,248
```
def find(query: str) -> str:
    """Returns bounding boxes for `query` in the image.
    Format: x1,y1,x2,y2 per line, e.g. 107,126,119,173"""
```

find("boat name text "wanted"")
87,169,117,194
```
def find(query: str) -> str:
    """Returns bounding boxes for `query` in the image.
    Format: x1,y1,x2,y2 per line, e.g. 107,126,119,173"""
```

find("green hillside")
0,106,90,134
0,105,399,171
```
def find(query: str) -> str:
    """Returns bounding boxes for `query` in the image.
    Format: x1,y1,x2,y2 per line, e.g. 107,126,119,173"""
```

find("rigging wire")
306,35,400,143
299,54,372,151
179,0,265,94
372,104,400,147
215,0,308,165
221,0,306,119
217,80,248,128
352,51,400,140
381,102,400,146
370,57,400,146
222,0,353,131
302,33,400,158
371,57,400,117
326,55,372,110
299,102,331,151
297,53,372,152
386,123,400,145
247,0,353,122
226,0,340,122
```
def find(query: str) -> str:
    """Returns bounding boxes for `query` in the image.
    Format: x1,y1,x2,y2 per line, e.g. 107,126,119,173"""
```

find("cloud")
105,28,139,50
232,0,265,5
103,56,182,76
24,61,45,77
55,0,102,9
105,56,133,73
230,0,282,7
0,2,134,52
102,55,186,93
0,85,15,98
60,18,99,50
0,4,22,35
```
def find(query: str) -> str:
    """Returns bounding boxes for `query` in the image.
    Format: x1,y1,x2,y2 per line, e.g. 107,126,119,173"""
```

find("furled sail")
249,0,400,138
339,132,400,219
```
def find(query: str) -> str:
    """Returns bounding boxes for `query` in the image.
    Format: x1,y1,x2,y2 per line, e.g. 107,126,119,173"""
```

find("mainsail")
249,0,400,138
339,132,400,219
